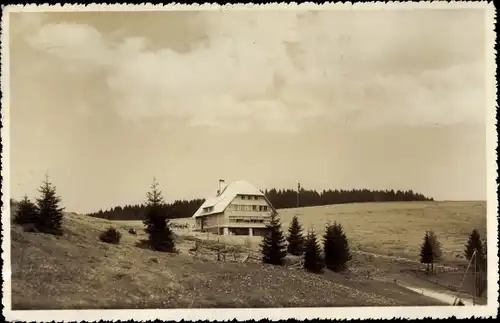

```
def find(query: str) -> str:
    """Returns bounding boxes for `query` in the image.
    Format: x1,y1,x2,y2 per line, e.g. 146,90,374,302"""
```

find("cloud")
17,9,486,133
26,21,112,75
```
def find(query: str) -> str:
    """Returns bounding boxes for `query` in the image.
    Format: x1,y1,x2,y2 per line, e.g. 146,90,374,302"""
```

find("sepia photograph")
1,2,498,321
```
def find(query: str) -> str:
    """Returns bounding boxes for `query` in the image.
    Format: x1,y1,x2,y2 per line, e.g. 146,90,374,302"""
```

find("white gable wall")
191,180,276,235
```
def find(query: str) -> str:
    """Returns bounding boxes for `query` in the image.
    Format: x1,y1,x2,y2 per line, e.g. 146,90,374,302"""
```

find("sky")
7,7,491,213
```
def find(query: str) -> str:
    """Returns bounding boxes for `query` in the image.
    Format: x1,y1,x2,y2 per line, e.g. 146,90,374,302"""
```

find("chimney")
218,179,225,196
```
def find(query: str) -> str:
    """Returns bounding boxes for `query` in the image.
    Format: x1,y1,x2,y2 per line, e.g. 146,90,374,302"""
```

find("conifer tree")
464,229,487,296
260,211,287,266
13,195,38,226
464,229,485,270
427,230,443,274
143,177,175,252
303,229,324,273
419,231,434,274
478,237,488,297
323,222,352,272
287,215,305,256
35,175,65,235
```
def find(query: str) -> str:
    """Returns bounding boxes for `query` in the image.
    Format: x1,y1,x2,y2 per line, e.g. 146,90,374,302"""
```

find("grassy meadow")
10,200,488,309
279,201,487,261
10,210,445,309
158,201,486,262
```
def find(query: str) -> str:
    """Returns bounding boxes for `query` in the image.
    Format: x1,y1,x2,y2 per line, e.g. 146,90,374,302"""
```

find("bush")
128,228,137,235
99,227,121,244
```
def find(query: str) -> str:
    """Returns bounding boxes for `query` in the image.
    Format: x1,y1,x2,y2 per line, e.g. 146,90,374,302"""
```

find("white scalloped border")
1,2,497,322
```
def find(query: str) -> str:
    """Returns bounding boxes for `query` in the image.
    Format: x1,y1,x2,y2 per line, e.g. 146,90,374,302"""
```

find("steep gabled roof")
192,180,276,218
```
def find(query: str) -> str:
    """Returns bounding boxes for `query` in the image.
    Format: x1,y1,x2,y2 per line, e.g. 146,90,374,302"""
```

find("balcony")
228,215,270,226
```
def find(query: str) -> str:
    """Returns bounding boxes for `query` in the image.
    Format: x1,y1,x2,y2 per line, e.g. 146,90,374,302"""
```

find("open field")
156,201,486,262
10,210,452,310
280,201,487,261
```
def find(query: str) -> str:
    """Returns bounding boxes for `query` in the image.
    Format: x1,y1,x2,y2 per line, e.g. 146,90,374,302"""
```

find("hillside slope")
10,213,443,309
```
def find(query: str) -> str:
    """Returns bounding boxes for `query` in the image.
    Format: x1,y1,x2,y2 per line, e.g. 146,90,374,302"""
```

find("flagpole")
297,181,300,208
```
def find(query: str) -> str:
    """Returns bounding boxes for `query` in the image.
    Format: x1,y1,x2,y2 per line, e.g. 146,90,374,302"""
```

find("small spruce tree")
260,211,287,266
419,231,434,275
143,177,176,252
323,222,352,272
13,195,38,226
464,229,485,270
303,229,324,273
427,230,443,274
287,215,305,256
35,175,65,235
464,229,487,296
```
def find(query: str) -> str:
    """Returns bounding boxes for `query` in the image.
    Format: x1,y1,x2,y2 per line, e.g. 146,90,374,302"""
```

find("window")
241,195,246,200
252,205,257,211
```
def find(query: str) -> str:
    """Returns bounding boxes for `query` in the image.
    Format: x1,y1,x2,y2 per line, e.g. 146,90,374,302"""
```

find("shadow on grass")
134,239,151,251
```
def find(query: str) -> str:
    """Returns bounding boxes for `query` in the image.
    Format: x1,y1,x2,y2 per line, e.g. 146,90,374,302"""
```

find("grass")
10,208,447,309
163,201,487,262
108,201,489,301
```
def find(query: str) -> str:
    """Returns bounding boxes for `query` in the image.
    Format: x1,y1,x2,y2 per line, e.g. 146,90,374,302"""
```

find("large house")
192,180,277,236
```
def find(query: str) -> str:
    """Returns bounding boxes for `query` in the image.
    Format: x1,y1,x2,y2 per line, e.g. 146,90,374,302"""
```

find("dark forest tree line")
265,188,432,209
87,199,204,221
87,187,433,221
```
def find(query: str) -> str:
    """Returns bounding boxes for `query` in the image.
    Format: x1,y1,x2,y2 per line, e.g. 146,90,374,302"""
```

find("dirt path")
397,283,472,306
